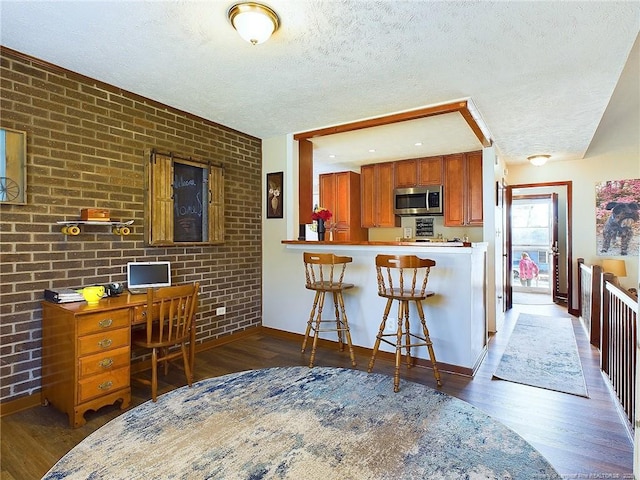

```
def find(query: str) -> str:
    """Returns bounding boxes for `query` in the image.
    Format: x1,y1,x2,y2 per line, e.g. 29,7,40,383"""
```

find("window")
145,150,224,246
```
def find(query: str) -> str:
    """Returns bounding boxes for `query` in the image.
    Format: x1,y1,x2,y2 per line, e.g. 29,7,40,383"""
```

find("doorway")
505,182,573,312
511,195,554,305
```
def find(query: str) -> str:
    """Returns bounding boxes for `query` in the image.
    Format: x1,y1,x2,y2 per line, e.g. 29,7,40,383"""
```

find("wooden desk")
41,294,196,428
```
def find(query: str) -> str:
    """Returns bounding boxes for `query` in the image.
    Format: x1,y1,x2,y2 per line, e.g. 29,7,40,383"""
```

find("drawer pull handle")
99,358,113,368
98,318,113,328
98,338,113,349
98,381,113,391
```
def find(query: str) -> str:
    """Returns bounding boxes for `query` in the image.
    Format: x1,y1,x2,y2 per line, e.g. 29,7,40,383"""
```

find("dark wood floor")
1,301,634,479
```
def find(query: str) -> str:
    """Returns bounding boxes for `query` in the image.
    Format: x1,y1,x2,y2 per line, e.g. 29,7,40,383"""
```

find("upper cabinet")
361,162,398,228
394,156,443,188
394,159,418,188
359,150,481,229
319,171,367,241
417,156,443,185
443,151,483,226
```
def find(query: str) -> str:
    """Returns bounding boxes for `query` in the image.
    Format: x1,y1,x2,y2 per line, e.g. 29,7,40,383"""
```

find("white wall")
262,135,297,328
481,146,504,333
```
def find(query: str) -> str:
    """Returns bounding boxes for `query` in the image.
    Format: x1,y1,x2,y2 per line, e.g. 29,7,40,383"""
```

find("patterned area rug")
493,313,589,397
43,367,561,479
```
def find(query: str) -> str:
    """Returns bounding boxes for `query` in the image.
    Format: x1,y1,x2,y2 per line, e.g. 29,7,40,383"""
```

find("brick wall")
0,48,263,403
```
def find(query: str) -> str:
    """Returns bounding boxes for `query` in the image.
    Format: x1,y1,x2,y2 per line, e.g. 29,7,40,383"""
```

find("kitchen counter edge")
281,240,474,247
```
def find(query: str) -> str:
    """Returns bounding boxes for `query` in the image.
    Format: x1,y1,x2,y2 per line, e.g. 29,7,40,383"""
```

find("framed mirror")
0,127,27,204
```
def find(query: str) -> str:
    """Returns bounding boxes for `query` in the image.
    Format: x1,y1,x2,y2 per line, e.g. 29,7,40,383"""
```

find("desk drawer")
78,346,130,378
132,304,159,325
78,309,129,336
78,328,129,356
78,366,129,403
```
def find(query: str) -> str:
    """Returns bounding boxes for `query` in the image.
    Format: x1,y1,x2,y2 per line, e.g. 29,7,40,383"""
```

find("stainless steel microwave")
393,186,443,216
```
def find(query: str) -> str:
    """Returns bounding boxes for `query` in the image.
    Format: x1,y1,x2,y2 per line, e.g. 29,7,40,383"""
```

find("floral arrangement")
311,206,332,222
268,183,280,215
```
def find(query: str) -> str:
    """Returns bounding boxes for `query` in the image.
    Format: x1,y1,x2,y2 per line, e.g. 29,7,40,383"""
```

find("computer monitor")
126,261,171,293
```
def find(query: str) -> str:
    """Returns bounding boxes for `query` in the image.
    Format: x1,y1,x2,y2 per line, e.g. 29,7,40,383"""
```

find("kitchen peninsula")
266,240,488,376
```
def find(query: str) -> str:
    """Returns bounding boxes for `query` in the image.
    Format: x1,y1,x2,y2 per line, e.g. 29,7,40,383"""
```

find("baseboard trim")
0,393,41,417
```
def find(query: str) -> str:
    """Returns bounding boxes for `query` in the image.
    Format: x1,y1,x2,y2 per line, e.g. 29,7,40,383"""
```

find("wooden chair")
302,252,357,368
131,282,199,401
368,255,441,392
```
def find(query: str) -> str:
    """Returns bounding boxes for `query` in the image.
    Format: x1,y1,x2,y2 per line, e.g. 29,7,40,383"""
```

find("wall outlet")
216,306,226,316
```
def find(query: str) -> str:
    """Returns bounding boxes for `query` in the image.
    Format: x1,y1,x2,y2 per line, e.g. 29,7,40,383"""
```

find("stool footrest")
311,327,350,333
377,337,429,349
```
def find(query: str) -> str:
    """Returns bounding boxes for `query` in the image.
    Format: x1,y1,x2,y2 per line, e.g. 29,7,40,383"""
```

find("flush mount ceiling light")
527,154,551,166
228,2,280,45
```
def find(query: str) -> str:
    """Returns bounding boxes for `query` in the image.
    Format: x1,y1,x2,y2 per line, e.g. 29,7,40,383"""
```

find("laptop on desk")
126,261,171,295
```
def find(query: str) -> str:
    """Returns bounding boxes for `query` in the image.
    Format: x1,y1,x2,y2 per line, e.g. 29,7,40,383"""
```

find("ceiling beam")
460,98,492,148
293,99,492,147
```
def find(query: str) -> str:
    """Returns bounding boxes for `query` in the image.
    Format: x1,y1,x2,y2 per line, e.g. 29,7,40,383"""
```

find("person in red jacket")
518,252,539,287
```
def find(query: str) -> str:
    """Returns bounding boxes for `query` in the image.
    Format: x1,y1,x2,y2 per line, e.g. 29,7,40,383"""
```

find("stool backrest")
304,252,352,289
375,254,435,298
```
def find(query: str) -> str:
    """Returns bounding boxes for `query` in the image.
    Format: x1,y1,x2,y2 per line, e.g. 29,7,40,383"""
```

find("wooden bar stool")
302,252,357,368
368,254,441,392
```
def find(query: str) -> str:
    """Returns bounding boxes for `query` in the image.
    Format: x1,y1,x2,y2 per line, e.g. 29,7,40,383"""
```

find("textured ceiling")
1,1,638,167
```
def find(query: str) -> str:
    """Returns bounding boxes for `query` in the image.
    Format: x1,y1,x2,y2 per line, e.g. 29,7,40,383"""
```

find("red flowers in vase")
311,207,332,222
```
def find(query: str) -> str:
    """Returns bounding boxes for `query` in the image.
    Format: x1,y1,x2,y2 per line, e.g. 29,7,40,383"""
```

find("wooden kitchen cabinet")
444,153,465,225
361,162,399,228
394,159,418,188
465,151,484,225
418,156,443,185
395,156,443,188
319,171,367,241
443,151,483,226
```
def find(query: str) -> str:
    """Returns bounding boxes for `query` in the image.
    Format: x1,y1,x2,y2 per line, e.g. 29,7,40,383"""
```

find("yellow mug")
82,285,105,305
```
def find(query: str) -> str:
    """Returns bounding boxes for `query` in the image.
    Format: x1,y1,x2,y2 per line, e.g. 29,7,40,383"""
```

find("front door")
504,182,573,312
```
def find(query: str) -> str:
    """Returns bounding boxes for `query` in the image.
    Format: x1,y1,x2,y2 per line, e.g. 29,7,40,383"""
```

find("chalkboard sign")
145,149,224,246
173,161,208,242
